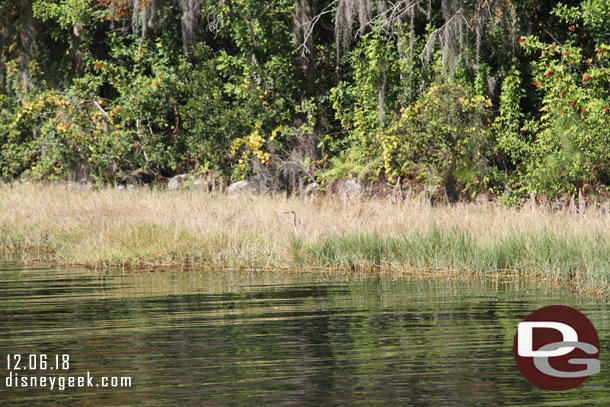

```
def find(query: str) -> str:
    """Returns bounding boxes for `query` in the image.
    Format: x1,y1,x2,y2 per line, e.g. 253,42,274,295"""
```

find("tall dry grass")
1,183,609,293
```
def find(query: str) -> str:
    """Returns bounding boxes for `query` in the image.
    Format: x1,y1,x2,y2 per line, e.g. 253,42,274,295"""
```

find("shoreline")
2,184,609,296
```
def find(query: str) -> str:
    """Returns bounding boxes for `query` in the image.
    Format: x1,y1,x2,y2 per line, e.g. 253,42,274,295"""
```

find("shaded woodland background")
1,0,609,202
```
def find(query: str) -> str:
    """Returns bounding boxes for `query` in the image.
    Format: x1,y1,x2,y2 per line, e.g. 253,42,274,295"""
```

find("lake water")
1,260,609,406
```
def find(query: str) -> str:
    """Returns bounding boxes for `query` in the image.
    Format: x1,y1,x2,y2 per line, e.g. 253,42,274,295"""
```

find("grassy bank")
1,184,610,294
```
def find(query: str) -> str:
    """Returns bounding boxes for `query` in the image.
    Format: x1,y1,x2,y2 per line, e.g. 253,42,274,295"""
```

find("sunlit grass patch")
1,183,610,294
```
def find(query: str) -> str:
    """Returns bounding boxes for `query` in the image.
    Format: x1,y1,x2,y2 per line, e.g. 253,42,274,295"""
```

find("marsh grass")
2,184,610,294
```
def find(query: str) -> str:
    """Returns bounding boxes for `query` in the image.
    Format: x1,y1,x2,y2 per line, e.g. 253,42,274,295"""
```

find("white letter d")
518,322,578,357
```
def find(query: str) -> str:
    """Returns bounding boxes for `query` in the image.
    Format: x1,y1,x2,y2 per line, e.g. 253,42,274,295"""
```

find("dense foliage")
1,0,609,200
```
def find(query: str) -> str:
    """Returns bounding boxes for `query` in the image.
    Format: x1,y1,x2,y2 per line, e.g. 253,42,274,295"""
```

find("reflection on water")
0,260,609,406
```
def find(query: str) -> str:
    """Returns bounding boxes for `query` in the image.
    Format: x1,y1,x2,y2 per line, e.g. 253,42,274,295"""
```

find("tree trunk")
378,54,385,127
288,0,320,193
292,0,317,103
18,1,35,95
0,37,4,92
73,24,84,77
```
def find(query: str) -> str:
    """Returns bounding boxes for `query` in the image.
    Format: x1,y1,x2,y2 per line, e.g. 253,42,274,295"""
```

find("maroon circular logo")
513,305,600,391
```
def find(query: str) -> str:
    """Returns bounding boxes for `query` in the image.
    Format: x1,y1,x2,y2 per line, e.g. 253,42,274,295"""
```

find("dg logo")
513,305,600,391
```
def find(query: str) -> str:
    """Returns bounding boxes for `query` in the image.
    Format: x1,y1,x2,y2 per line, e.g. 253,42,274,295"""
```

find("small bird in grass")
284,210,306,238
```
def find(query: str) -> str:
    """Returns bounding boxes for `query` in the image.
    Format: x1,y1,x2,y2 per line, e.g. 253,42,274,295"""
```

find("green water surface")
1,261,609,406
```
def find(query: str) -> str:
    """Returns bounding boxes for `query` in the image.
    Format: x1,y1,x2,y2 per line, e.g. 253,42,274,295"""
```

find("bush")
380,84,492,199
514,1,610,194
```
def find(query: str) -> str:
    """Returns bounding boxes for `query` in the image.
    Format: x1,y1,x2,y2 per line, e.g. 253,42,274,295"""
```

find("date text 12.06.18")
6,354,70,371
